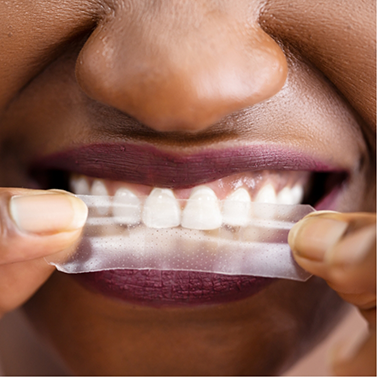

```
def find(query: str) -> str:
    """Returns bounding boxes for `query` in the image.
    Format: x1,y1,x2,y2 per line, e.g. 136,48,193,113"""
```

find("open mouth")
31,142,348,306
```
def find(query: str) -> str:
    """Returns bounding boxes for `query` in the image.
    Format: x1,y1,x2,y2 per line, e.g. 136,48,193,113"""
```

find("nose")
76,1,287,132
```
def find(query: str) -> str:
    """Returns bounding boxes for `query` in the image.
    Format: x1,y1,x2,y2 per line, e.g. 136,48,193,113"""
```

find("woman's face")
0,0,375,374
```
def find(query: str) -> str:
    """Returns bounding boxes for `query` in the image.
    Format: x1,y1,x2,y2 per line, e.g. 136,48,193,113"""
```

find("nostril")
75,7,287,133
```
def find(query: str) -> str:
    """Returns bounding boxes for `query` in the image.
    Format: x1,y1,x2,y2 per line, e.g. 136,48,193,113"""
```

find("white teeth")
254,183,277,219
277,185,304,205
112,188,142,225
91,179,110,215
222,188,251,226
70,176,90,195
181,186,222,230
291,185,304,204
91,179,108,196
142,188,181,228
254,184,277,204
73,173,305,228
277,187,294,205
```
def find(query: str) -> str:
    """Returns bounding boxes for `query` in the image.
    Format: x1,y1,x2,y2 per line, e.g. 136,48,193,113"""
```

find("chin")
23,266,347,375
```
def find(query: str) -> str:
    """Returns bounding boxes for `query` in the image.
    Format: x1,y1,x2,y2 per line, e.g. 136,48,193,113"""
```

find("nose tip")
76,7,287,133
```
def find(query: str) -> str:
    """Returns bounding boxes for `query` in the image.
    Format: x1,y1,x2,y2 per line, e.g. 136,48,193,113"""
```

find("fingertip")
67,195,88,229
289,214,348,262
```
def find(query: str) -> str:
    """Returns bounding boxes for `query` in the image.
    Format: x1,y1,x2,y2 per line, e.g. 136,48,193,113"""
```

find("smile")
31,142,348,306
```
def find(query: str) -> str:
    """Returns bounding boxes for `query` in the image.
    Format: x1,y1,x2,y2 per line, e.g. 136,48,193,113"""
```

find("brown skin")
26,274,341,375
0,0,375,375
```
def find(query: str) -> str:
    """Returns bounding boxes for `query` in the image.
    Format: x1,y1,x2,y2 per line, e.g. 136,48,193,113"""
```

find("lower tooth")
181,186,222,230
222,188,251,227
112,188,141,225
142,188,181,228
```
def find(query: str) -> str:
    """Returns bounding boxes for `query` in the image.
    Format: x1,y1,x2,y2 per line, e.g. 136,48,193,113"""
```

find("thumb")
0,188,88,264
0,188,88,316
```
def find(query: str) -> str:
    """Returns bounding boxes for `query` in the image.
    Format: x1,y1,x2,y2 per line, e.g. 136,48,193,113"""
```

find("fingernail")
289,213,348,261
10,192,88,234
327,224,376,265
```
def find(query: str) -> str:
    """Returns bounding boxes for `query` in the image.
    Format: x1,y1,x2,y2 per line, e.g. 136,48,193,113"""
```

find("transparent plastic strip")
46,195,314,281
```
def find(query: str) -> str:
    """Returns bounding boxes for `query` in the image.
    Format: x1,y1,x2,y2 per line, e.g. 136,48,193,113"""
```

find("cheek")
259,0,376,131
0,0,98,109
0,50,91,159
231,53,366,171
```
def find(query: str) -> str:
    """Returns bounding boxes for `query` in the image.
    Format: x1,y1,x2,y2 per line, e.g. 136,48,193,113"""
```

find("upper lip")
31,142,347,189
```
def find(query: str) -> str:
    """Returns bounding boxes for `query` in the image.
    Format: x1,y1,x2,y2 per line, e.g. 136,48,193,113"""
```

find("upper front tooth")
181,186,222,230
142,188,181,228
254,184,277,204
112,188,141,225
70,176,90,195
254,183,277,218
291,185,304,204
222,188,251,226
91,179,108,196
277,187,294,205
277,185,304,205
91,179,110,215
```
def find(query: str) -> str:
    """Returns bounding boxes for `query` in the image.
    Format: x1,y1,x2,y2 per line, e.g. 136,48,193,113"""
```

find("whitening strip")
46,195,314,281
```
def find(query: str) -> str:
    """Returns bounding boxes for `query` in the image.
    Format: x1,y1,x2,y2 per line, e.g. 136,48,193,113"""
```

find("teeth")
254,184,277,204
222,188,251,226
142,188,181,228
181,186,222,230
72,173,305,228
276,187,294,205
254,184,277,219
112,188,142,225
91,179,108,196
291,185,304,204
91,179,110,215
277,185,304,205
70,176,90,195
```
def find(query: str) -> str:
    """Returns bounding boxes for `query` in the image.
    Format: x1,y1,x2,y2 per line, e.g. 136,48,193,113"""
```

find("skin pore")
0,0,375,375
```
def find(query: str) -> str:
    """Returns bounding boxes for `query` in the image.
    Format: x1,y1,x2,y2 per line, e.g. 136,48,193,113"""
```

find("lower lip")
74,269,275,306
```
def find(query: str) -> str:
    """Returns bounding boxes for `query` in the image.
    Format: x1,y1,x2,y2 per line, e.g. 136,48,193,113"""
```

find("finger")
288,211,376,313
332,331,376,376
0,257,55,316
292,222,376,294
359,308,376,328
336,292,376,311
0,188,88,317
0,188,88,264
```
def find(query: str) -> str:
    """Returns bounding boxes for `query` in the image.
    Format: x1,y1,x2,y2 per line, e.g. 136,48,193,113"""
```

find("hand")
289,211,376,376
0,188,87,318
